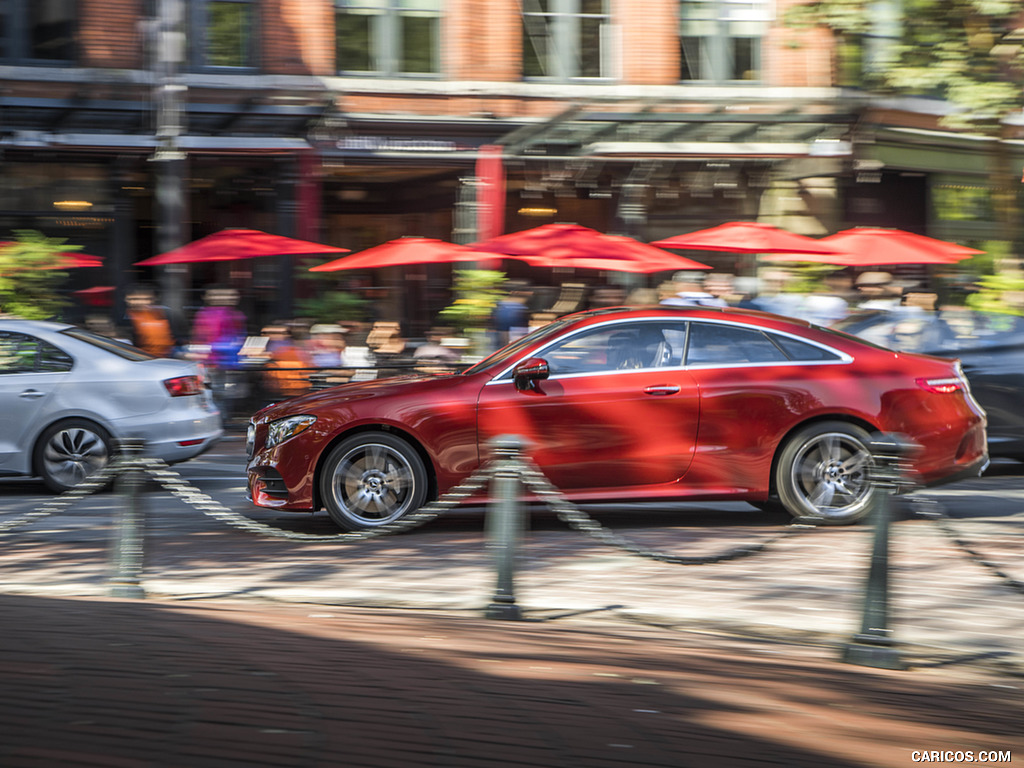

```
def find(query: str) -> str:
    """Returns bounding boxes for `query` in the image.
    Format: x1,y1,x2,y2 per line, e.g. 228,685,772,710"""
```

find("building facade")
0,0,1018,330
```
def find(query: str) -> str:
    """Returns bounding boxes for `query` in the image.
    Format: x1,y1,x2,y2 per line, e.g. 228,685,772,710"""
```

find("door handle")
643,385,679,396
19,389,46,399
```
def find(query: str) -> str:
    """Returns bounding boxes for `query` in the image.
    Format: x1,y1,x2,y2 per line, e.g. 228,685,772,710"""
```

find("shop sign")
326,136,479,154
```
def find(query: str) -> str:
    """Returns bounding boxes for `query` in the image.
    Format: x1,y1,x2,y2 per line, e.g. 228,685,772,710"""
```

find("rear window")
60,328,155,361
687,323,788,365
770,334,841,361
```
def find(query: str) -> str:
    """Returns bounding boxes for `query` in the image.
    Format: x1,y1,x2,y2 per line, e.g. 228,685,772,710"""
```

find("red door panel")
477,369,699,490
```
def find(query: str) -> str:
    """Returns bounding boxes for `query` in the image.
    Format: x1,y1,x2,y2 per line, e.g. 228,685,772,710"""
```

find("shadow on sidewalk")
0,593,1022,768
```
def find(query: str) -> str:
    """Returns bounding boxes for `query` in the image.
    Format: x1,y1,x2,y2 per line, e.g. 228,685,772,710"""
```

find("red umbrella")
473,223,709,271
52,253,103,269
760,227,982,266
135,228,350,266
72,285,115,308
651,221,840,255
309,237,483,272
513,247,708,273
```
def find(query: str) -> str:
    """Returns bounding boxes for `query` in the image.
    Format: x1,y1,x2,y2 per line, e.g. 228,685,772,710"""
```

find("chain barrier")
141,458,494,542
1,445,822,562
0,465,118,534
516,454,822,565
909,496,1024,597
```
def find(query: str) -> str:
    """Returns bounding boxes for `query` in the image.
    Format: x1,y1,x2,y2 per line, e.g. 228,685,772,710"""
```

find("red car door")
476,321,699,490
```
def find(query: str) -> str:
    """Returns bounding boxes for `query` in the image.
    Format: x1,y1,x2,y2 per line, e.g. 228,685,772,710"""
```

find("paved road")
2,437,1024,767
2,435,1023,664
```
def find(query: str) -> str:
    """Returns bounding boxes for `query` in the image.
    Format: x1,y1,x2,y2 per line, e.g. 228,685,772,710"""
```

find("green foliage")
0,231,78,319
784,0,1024,131
966,273,1024,315
438,269,507,333
780,263,842,294
296,290,369,323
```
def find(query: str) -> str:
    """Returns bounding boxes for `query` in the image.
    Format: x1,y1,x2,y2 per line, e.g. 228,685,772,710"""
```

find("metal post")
485,435,527,620
841,433,916,670
110,439,147,599
152,0,188,321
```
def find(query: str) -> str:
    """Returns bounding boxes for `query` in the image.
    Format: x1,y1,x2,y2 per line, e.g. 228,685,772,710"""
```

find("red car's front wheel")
319,433,428,531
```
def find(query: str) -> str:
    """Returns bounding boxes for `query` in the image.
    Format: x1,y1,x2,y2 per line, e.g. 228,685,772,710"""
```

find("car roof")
0,317,74,333
559,304,816,332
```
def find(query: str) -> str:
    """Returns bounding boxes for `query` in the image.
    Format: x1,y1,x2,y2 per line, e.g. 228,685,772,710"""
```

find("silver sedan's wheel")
34,419,113,493
775,421,876,525
320,433,428,531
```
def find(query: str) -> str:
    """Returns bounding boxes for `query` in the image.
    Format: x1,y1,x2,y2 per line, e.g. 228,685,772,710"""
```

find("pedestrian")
307,324,349,368
855,271,902,310
124,283,181,357
491,281,531,347
658,271,728,308
748,269,805,318
414,326,461,364
260,322,313,399
188,285,248,416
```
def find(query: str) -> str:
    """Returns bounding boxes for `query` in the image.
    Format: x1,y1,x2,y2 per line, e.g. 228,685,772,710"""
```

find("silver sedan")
0,318,223,491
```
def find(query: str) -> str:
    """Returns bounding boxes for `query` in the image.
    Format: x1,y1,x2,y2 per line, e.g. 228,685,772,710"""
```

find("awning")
493,99,859,162
0,89,327,154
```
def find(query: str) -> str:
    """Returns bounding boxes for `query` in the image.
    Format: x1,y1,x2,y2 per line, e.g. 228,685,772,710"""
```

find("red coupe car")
246,306,988,530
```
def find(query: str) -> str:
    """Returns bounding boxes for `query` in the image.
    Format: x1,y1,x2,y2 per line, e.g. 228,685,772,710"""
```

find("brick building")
0,0,1016,330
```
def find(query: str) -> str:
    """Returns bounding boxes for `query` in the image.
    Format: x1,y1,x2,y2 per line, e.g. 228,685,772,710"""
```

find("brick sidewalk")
0,594,1021,768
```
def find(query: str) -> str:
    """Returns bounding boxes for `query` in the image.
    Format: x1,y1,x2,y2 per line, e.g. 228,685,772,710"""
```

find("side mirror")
512,357,550,391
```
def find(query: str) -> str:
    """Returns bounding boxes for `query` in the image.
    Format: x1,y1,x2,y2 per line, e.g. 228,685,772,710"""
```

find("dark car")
246,306,987,530
834,307,1024,460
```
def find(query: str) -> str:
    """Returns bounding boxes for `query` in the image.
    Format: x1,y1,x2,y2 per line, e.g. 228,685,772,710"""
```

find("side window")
770,334,841,362
0,332,72,374
686,323,788,365
38,339,74,372
543,322,680,375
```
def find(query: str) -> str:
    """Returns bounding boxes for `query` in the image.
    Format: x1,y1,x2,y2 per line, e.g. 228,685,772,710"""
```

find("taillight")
164,375,202,397
916,377,963,394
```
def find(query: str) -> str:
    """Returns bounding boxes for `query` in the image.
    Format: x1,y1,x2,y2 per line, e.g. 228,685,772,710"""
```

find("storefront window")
0,0,75,62
679,0,769,83
335,0,441,76
522,0,611,81
0,163,112,215
190,0,255,70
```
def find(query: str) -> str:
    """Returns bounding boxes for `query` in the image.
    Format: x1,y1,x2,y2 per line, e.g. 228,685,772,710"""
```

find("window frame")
188,0,258,73
678,0,770,84
521,0,613,82
334,0,442,78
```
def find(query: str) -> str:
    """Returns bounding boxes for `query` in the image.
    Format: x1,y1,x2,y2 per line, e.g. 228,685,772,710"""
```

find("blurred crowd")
88,265,1007,419
108,282,475,418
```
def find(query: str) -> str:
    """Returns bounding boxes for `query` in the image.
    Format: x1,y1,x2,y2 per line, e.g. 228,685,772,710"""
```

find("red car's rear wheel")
776,421,877,525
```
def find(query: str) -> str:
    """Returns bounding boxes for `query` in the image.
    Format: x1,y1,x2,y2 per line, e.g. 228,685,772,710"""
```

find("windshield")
61,327,156,361
462,317,576,375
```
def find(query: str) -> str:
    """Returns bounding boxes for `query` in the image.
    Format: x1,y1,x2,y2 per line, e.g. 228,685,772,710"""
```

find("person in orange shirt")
125,284,181,358
260,323,312,399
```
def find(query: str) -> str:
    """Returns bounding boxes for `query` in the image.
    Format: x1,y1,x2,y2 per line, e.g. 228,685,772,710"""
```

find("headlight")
245,421,256,458
266,415,317,448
